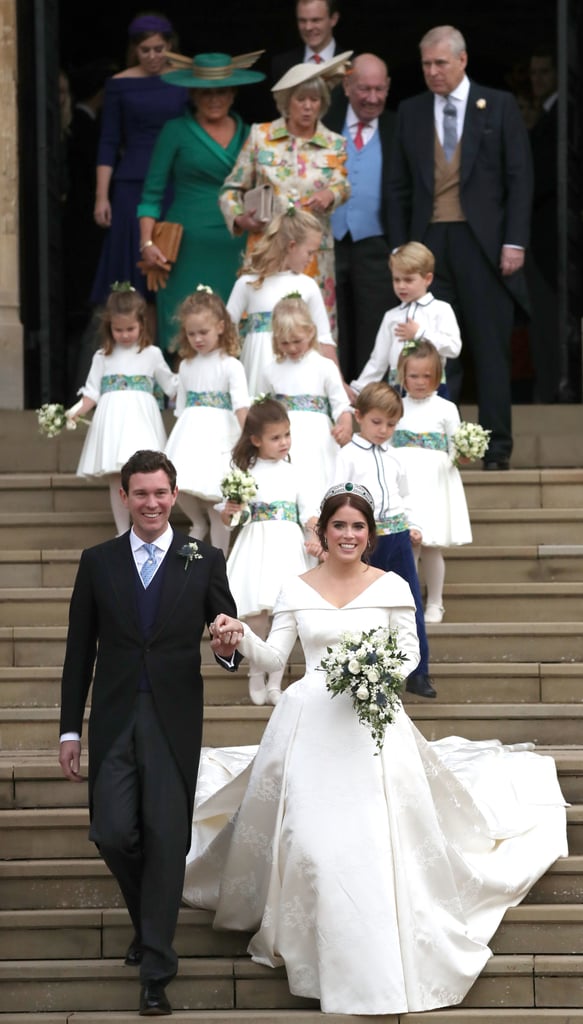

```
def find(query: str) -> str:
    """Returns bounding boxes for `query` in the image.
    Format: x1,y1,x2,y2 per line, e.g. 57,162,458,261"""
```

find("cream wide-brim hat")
271,50,353,94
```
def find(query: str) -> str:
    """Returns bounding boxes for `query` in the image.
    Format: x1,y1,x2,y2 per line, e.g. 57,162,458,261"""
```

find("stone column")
0,0,23,409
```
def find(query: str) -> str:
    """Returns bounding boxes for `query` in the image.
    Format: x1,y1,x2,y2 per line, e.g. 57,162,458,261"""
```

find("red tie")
354,121,366,150
312,53,323,64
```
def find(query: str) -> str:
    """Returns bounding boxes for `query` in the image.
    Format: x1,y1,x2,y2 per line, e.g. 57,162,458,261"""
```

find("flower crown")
321,481,375,510
402,338,423,356
111,281,136,293
196,284,214,294
283,290,302,300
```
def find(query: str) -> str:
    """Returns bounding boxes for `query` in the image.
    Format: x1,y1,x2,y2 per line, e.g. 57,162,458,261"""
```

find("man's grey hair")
420,25,467,56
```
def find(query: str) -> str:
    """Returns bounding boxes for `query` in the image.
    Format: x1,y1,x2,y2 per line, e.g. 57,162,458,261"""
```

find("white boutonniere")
178,541,203,569
476,98,487,110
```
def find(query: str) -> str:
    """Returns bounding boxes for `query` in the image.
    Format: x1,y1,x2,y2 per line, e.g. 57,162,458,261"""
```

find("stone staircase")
0,408,583,1024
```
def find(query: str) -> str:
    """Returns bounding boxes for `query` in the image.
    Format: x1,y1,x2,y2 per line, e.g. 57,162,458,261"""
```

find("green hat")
162,51,265,89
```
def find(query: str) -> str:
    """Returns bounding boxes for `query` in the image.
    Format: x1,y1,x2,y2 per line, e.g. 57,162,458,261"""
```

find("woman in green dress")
138,53,265,353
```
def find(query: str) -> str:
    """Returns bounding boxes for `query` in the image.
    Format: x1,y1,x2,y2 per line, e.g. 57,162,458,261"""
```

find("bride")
189,482,567,1016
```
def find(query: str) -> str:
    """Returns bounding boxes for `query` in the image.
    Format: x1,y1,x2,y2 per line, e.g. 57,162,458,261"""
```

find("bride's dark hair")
316,493,377,557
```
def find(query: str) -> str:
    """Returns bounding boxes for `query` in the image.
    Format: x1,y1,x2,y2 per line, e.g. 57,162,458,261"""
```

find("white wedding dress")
183,573,568,1016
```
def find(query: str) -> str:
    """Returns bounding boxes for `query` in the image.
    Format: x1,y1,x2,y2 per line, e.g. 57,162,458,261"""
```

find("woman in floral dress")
219,52,352,336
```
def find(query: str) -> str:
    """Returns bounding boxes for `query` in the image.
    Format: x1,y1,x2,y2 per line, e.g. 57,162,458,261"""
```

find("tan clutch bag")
137,221,184,291
243,185,274,222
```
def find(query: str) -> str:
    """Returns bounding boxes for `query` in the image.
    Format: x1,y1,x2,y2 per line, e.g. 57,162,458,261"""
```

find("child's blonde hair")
240,209,323,288
389,241,435,277
271,295,318,359
100,286,150,355
397,339,442,391
231,397,290,471
355,381,403,419
175,288,239,359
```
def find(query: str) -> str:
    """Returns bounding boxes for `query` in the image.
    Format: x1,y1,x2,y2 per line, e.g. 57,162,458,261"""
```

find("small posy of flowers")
451,421,491,466
319,626,406,754
178,541,203,569
37,403,77,438
476,98,487,109
221,468,258,527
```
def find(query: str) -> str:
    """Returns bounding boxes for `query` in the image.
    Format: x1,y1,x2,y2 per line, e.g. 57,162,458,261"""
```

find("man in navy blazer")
59,450,241,1015
388,25,533,468
271,0,340,85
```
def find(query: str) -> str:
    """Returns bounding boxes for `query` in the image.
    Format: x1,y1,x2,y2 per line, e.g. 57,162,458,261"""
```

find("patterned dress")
76,344,178,476
219,118,350,335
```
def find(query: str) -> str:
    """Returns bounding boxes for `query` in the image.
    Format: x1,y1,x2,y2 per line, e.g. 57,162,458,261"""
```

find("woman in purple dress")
90,13,188,305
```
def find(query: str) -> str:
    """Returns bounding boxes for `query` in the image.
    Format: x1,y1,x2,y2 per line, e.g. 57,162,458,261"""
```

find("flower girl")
67,284,177,534
164,287,249,554
392,340,472,622
260,295,352,490
226,209,338,396
223,398,319,706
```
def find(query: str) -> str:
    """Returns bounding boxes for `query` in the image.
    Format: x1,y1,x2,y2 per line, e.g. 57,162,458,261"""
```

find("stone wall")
0,0,23,409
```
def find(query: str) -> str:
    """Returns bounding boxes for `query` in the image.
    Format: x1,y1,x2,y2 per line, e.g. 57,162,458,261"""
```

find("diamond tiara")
321,482,375,510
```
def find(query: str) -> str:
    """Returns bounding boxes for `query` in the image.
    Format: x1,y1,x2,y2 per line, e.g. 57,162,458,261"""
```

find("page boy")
333,381,435,698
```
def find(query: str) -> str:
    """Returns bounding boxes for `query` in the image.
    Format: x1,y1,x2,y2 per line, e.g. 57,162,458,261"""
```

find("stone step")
3,1013,583,1024
3,581,583,627
1,662,582,714
2,803,581,864
2,741,582,812
469,509,583,546
0,847,580,911
2,620,582,671
443,545,583,584
2,544,583,593
4,699,583,752
0,952,573,1012
2,469,582,514
0,508,581,551
3,405,582,471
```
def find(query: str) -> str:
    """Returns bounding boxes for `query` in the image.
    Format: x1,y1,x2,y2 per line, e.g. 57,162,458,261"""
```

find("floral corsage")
319,626,406,754
178,541,203,569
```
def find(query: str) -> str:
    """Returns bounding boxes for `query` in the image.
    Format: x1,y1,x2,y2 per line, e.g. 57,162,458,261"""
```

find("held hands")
59,740,84,783
394,320,421,341
209,614,245,657
500,245,525,276
331,411,353,447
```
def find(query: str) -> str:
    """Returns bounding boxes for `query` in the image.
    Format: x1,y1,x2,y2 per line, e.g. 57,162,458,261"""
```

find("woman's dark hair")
231,398,290,471
316,492,377,556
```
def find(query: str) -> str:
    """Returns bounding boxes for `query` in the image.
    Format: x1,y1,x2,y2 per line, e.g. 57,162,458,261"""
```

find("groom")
59,450,241,1016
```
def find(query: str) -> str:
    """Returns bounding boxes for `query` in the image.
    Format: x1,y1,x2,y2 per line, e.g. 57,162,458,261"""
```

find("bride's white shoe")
249,673,267,705
424,603,444,623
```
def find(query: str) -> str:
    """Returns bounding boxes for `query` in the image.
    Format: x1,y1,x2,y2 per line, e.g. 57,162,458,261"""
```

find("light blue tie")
443,95,457,161
140,543,158,587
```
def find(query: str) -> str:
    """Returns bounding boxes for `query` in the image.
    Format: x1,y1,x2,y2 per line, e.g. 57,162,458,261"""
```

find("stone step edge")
0,901,580,924
0,954,567,978
6,805,583,826
2,704,583,723
4,1013,583,1024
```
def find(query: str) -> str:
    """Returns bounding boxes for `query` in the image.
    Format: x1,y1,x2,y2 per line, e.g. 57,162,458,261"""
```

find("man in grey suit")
388,25,533,468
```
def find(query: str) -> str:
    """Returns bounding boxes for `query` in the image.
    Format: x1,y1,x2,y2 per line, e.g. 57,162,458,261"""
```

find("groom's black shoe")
139,983,172,1016
124,936,143,966
406,673,437,699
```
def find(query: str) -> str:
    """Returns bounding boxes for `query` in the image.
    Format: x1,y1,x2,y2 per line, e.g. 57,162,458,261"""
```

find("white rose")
348,659,361,674
356,685,369,701
367,668,380,683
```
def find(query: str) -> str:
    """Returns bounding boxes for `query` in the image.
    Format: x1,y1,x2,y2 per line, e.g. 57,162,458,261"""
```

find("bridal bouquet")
320,626,406,754
451,421,491,467
220,468,258,527
37,403,77,438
